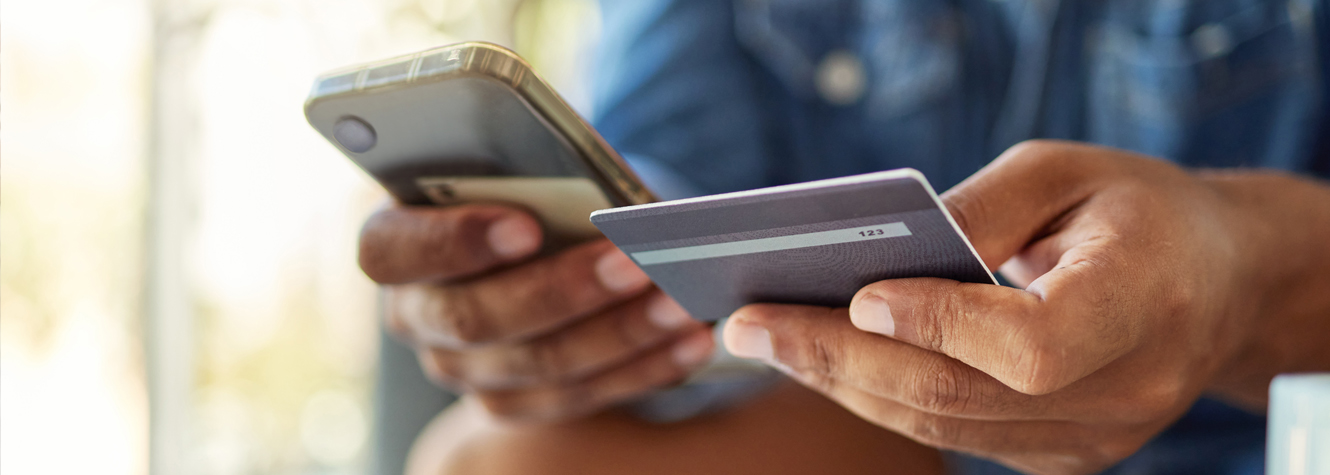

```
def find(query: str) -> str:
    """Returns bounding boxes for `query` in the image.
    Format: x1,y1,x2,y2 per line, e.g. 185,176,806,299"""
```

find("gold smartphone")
305,42,655,249
307,43,771,409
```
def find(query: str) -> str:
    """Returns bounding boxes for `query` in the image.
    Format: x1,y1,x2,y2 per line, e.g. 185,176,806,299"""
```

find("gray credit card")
590,169,996,323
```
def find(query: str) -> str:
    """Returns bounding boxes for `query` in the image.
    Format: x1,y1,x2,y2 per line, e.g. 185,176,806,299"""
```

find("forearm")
1199,169,1330,410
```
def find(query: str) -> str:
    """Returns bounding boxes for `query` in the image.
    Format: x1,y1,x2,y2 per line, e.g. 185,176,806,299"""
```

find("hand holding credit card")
591,169,996,322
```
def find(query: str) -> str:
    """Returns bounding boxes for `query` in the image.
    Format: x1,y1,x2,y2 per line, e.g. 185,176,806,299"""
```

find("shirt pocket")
1086,0,1321,166
733,0,961,116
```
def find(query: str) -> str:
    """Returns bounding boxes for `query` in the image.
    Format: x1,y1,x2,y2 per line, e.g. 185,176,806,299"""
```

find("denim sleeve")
593,0,784,196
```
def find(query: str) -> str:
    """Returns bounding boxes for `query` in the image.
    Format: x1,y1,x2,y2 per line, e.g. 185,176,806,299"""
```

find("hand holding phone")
310,43,717,422
359,203,714,422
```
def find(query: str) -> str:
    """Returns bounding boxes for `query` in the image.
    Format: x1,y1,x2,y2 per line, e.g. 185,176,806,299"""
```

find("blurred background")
0,0,601,474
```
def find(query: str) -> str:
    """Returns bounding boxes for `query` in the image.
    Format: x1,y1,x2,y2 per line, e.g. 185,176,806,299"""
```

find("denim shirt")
592,0,1330,473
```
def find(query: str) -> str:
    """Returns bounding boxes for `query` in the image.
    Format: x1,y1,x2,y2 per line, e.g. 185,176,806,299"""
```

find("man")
363,0,1330,473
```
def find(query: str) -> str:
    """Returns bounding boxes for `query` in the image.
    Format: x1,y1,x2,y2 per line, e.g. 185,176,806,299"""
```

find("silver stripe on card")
631,222,911,266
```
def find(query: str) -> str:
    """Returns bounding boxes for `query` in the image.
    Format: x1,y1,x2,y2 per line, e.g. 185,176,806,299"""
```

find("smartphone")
304,42,655,249
307,42,771,414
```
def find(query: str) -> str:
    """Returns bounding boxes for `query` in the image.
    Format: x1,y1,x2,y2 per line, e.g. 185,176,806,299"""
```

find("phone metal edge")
304,42,656,207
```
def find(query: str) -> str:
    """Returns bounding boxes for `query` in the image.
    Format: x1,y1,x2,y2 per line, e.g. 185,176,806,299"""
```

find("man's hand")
721,140,1330,474
360,204,714,423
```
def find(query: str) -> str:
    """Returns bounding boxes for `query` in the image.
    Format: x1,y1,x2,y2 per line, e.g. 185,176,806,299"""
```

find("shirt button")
815,49,868,106
1191,23,1234,60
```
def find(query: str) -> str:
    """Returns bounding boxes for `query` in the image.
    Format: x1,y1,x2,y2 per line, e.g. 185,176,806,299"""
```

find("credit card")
590,169,996,323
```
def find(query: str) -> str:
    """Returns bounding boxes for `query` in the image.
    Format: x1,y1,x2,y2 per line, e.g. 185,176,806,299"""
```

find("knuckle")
912,360,974,415
1008,338,1067,395
1002,139,1110,181
1003,139,1061,165
416,210,495,275
432,290,497,345
444,311,494,345
426,208,487,252
523,338,570,382
547,384,596,420
804,333,840,376
497,344,541,383
622,348,692,395
922,289,965,352
525,257,595,316
419,351,463,387
1016,138,1056,151
646,349,692,386
357,206,499,283
610,305,653,350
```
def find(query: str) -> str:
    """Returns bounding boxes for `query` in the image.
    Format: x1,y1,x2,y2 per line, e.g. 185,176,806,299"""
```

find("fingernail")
851,294,895,336
595,250,650,293
646,294,692,330
723,320,774,361
487,217,539,259
671,331,714,367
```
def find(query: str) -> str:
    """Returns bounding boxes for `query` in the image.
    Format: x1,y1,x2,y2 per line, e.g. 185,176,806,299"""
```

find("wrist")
1195,170,1330,410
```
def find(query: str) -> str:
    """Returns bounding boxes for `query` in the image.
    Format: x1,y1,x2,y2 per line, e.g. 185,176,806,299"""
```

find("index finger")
724,304,1053,420
386,240,655,347
359,203,543,284
849,242,1142,396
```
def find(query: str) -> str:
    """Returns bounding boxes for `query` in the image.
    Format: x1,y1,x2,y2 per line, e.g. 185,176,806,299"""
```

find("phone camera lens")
333,116,376,153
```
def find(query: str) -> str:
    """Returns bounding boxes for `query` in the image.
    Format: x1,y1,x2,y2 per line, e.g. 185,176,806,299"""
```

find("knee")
404,398,626,475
